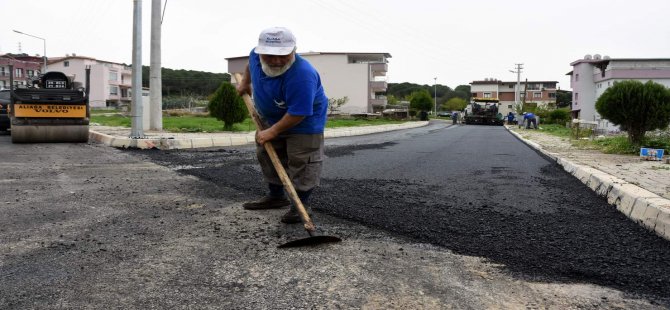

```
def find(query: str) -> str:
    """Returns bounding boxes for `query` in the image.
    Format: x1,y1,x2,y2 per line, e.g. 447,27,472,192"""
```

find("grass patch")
538,124,571,138
325,118,404,128
91,114,131,127
91,114,407,133
90,109,123,115
536,124,670,155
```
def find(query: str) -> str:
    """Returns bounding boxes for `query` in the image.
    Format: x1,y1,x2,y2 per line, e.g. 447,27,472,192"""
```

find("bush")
547,109,571,124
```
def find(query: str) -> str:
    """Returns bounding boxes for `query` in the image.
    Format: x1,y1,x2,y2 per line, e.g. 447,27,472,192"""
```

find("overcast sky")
2,0,669,90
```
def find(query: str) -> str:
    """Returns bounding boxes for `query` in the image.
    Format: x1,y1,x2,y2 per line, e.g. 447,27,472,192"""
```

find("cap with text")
254,27,296,56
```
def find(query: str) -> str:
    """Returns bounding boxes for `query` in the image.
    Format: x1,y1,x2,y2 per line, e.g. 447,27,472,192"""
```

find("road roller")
8,66,90,143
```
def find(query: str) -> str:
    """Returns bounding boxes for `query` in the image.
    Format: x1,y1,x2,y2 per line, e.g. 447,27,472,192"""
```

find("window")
527,83,541,90
14,68,23,78
0,66,6,76
109,71,118,81
533,92,541,98
64,61,70,67
508,104,513,109
574,93,579,100
548,92,556,99
483,92,492,98
575,74,579,81
27,70,35,77
109,86,119,95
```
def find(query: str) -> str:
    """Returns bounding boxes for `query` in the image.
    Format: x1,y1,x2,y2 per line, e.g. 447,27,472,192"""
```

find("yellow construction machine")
8,66,90,143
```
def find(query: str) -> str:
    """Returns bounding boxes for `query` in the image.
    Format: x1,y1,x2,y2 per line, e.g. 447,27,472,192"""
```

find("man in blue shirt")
523,112,538,129
237,27,328,224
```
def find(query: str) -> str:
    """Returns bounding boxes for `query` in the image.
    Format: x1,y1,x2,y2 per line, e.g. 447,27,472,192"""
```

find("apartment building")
48,55,133,108
226,52,391,114
469,78,558,116
0,53,43,90
567,55,670,128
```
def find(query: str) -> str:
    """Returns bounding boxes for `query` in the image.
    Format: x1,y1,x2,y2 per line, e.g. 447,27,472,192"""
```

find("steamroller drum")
11,125,89,143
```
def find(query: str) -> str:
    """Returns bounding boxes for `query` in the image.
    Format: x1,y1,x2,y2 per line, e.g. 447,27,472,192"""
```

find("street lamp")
13,29,47,74
433,77,437,116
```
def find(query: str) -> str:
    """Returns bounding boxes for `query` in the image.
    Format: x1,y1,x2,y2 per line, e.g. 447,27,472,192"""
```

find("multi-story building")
226,52,391,114
48,55,133,108
0,53,43,90
567,55,670,128
469,79,558,116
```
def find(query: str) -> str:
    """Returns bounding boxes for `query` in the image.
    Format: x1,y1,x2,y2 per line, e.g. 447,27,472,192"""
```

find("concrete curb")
89,121,429,150
89,130,256,149
507,128,670,241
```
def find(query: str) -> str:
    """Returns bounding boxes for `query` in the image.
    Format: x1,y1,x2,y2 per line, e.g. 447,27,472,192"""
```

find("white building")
226,52,391,114
469,78,558,116
567,55,670,128
48,55,134,108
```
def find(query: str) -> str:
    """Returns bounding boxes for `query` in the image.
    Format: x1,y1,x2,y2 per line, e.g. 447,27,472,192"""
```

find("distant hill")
142,66,231,97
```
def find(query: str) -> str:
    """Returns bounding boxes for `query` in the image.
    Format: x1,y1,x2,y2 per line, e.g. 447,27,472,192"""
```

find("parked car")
0,90,10,131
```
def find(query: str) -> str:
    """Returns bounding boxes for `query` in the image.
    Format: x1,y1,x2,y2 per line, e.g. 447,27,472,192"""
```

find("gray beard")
260,56,295,77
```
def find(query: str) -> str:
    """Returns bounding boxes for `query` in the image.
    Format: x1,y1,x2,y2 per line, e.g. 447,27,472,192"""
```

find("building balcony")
370,63,387,76
369,97,387,107
369,80,387,91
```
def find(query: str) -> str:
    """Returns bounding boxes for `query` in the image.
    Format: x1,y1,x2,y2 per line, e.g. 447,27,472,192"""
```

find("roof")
470,80,559,85
570,57,670,66
47,55,128,66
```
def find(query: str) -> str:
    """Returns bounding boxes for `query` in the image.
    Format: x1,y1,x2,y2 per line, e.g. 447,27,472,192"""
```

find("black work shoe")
242,196,290,210
280,209,303,224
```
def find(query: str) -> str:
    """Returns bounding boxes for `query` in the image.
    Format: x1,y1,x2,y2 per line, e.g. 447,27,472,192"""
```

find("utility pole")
150,0,163,130
433,77,437,116
509,63,523,112
13,30,47,74
130,0,144,138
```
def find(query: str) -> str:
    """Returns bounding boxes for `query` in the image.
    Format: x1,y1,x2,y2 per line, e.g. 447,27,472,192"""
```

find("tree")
327,96,349,116
208,82,248,131
442,97,467,112
556,90,572,108
387,94,399,105
409,89,433,112
454,85,472,102
596,80,670,146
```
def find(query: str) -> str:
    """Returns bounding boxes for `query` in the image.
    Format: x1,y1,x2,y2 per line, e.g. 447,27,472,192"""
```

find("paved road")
1,126,669,309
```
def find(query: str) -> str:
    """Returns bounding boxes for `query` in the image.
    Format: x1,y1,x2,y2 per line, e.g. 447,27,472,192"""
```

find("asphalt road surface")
1,123,669,309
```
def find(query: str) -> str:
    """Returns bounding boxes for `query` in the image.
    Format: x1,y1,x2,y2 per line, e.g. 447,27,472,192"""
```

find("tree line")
141,66,231,97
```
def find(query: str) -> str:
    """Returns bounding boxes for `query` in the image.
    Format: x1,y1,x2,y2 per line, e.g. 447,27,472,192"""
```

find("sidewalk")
507,126,670,241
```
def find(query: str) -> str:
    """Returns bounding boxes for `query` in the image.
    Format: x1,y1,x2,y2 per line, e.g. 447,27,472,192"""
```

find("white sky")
2,0,669,90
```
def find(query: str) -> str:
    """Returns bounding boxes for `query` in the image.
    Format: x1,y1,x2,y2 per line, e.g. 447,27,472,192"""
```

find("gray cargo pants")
256,133,324,192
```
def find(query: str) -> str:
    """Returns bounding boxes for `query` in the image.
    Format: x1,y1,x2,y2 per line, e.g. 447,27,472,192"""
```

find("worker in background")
507,112,514,125
451,111,458,124
236,27,328,224
524,112,538,129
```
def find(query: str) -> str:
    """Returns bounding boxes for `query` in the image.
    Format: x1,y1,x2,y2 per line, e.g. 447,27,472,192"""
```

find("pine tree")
596,80,670,146
208,82,248,131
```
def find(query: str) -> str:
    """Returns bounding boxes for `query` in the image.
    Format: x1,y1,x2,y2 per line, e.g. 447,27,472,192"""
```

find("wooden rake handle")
233,73,316,232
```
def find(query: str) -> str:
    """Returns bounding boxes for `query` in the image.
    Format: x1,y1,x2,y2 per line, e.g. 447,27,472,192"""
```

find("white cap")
254,27,296,56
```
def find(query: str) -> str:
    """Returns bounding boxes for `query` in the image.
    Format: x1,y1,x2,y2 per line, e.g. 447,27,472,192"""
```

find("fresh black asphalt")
130,122,670,305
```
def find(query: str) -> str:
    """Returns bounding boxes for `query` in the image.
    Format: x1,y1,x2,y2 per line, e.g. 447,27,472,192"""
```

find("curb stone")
507,128,670,241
